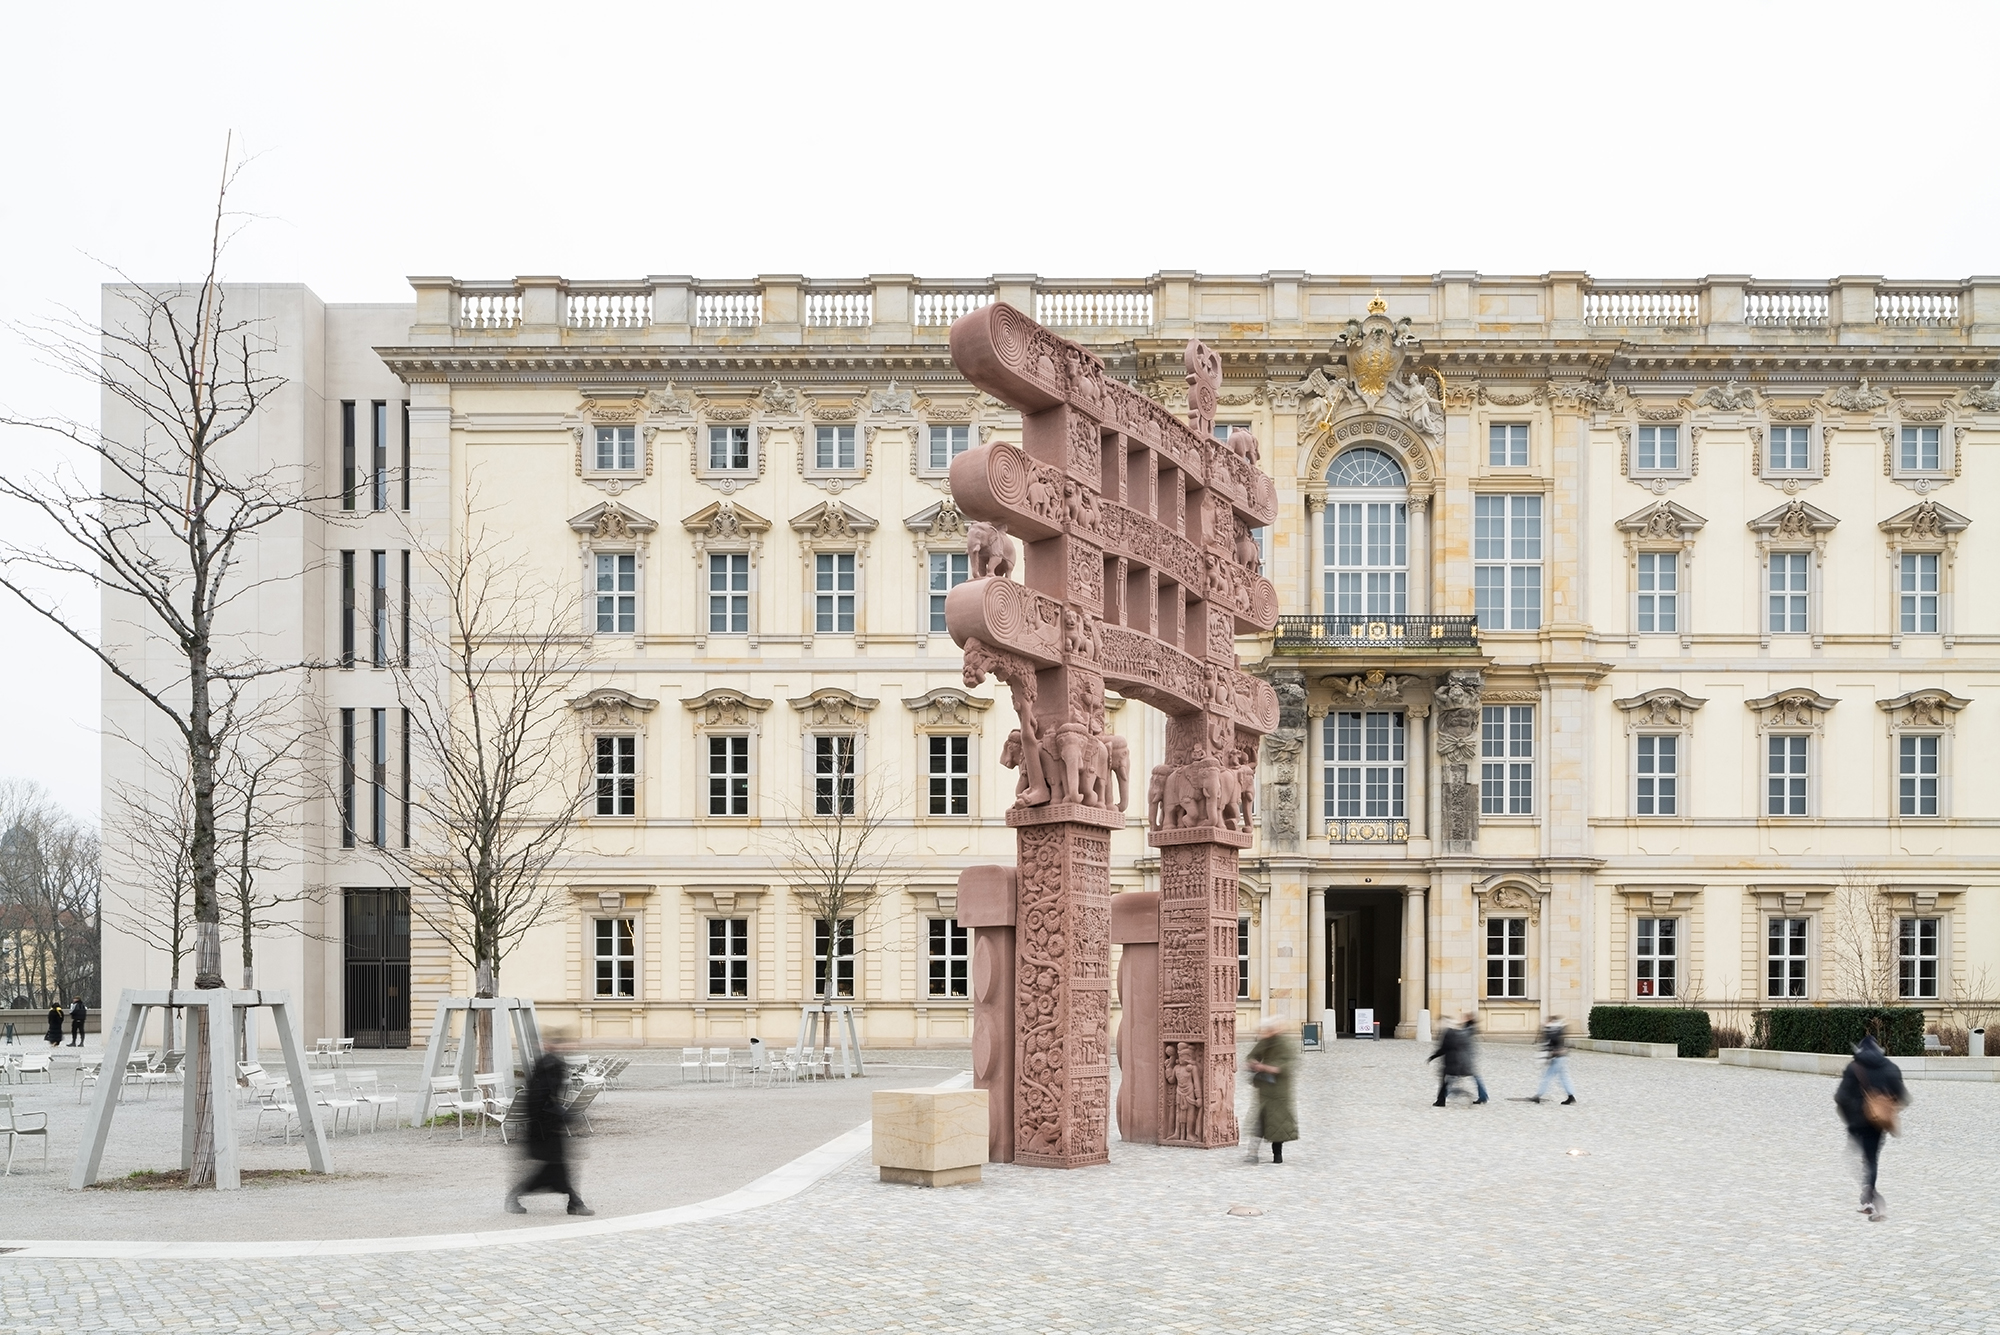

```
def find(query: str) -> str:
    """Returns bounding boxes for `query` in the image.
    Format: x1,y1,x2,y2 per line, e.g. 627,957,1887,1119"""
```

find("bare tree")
0,782,101,1010
1828,862,1898,1007
773,763,905,1014
370,491,591,1071
0,143,323,1184
100,762,198,1050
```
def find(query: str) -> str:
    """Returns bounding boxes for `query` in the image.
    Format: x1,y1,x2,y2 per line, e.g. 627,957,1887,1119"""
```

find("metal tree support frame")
72,988,329,1191
412,996,544,1122
945,304,1279,1166
794,1003,864,1078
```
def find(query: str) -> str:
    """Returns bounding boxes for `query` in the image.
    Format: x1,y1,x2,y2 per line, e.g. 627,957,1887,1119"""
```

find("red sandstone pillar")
1111,891,1161,1144
958,864,1018,1164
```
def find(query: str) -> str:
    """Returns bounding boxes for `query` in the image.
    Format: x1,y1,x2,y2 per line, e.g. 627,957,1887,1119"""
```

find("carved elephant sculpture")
1000,723,1052,807
1147,763,1172,830
1165,757,1238,830
1051,721,1108,808
1226,427,1260,466
966,520,1016,580
1103,735,1130,812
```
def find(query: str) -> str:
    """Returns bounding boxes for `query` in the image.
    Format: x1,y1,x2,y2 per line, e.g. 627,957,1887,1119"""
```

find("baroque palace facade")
101,271,2000,1047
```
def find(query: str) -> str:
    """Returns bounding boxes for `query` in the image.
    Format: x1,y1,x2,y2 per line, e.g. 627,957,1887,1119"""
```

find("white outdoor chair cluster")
679,1046,763,1085
2,1052,54,1086
568,1054,630,1094
243,1064,399,1142
73,1050,179,1104
1,1093,50,1175
309,1037,356,1069
424,1071,600,1144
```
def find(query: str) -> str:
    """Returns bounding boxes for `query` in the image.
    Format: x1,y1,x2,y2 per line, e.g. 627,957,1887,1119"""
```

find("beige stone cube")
871,1089,988,1187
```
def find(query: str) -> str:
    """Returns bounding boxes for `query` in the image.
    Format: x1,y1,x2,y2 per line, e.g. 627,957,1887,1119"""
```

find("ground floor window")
1767,916,1809,998
594,918,635,998
927,918,968,997
708,917,748,998
927,735,970,816
1485,917,1526,998
815,917,855,998
1897,916,1939,1000
1238,916,1251,999
1634,917,1676,998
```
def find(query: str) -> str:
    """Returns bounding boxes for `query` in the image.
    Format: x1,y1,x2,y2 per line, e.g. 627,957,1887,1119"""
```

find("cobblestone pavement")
5,1041,1997,1333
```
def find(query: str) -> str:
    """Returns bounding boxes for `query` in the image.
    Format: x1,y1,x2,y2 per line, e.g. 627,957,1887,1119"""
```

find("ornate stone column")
1307,886,1327,1031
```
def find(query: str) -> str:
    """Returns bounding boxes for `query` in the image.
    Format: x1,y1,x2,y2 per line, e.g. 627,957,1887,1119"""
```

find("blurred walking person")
44,1003,64,1051
68,998,87,1047
1244,1016,1298,1164
506,1045,593,1217
1531,1015,1577,1105
1834,1034,1909,1221
1429,1013,1489,1106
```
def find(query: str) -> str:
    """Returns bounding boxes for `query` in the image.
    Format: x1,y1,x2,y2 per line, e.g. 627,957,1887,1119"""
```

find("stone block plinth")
872,1089,990,1186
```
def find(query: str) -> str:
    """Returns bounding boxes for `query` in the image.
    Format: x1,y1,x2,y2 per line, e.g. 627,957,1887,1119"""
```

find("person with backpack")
1833,1034,1909,1221
1531,1015,1577,1105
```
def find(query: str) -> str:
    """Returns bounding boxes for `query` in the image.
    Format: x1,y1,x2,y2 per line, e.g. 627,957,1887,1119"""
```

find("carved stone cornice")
682,500,770,542
567,501,658,543
1612,687,1707,729
569,687,659,729
901,686,993,729
1876,689,1969,731
787,687,878,730
1745,689,1838,731
1747,498,1839,543
1878,498,1968,543
681,688,772,729
1615,500,1707,542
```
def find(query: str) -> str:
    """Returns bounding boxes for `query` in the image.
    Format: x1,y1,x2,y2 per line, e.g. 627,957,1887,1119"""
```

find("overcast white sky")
2,0,1995,821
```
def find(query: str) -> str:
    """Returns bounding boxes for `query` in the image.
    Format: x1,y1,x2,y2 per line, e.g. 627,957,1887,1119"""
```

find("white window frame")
1634,550,1680,636
927,550,970,636
708,551,752,636
1765,733,1811,818
593,916,636,999
1485,917,1527,999
593,733,638,818
813,423,858,472
1632,424,1682,475
1894,423,1946,479
1488,421,1530,469
593,424,639,473
1633,916,1678,999
1896,733,1942,818
1764,423,1818,477
707,916,749,998
1765,915,1811,999
813,551,858,635
926,917,968,998
1764,550,1812,637
594,551,638,636
814,916,856,999
1896,915,1941,1001
1237,915,1252,1000
926,733,972,818
1479,705,1534,817
811,733,859,817
1634,733,1680,818
927,424,973,472
708,733,752,818
1321,711,1406,822
704,423,756,474
1898,551,1940,636
1473,493,1542,632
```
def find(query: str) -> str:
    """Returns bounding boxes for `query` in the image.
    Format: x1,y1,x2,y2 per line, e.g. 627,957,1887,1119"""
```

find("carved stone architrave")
787,687,878,732
1882,402,1963,496
1746,689,1838,733
572,392,654,495
681,687,773,730
798,401,872,495
690,398,767,495
1298,412,1438,515
1474,877,1547,927
569,687,659,730
1606,396,1700,494
1615,501,1706,648
1877,688,1969,732
1879,500,1970,647
568,502,659,637
902,686,994,730
1613,687,1708,731
790,502,879,648
1748,500,1839,649
683,501,771,649
1432,668,1484,852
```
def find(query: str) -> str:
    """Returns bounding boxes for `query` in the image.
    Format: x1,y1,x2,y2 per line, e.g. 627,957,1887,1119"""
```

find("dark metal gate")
343,889,410,1048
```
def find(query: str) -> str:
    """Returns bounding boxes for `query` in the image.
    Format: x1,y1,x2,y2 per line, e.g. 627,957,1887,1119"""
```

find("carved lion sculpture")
1234,522,1262,575
966,520,1016,580
1062,607,1093,658
1226,427,1260,466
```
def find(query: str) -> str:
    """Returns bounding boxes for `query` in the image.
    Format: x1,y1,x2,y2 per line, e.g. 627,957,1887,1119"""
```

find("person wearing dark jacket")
505,1049,593,1216
1833,1035,1909,1220
68,998,87,1047
1428,1013,1489,1106
1531,1016,1577,1104
44,1004,64,1050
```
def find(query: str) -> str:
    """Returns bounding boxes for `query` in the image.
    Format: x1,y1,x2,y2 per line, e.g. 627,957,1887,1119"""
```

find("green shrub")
1587,1006,1714,1057
1754,1007,1925,1057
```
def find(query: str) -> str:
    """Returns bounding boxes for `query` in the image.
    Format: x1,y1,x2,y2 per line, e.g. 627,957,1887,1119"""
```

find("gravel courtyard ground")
3,1039,1996,1333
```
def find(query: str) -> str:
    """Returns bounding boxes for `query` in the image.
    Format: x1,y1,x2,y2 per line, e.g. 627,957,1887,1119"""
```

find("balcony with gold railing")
1272,614,1481,655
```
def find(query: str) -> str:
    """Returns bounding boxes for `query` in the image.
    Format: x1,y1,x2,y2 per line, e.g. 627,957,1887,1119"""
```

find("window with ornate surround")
1612,689,1704,821
1612,886,1702,1002
1747,690,1836,821
911,388,1006,491
790,688,875,818
1748,499,1838,649
1748,886,1830,1002
1612,398,1698,493
573,387,683,497
1473,878,1546,1004
683,688,770,820
683,501,770,649
790,502,877,648
798,391,874,493
1879,500,1968,648
570,689,657,823
904,687,991,821
568,503,658,640
1884,402,1961,494
1878,689,1968,822
1615,501,1704,648
906,498,972,649
1753,415,1825,491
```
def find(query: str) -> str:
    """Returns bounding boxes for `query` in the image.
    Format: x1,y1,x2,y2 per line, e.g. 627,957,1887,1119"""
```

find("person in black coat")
506,1048,593,1216
44,1004,64,1050
68,998,87,1047
1833,1034,1909,1220
1428,1013,1490,1106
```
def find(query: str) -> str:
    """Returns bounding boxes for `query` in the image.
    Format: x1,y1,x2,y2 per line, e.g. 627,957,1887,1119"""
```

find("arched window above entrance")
1323,446,1409,617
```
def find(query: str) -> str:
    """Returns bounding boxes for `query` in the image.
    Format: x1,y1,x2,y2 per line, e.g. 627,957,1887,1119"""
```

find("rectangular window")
370,550,388,667
371,401,388,510
1636,552,1678,634
708,425,751,471
594,425,637,471
595,553,636,634
927,734,970,816
1237,916,1251,1000
1473,494,1541,631
1766,735,1808,816
1634,917,1677,998
1488,422,1528,467
708,735,750,817
1897,916,1939,1000
814,917,855,999
1767,552,1810,634
1326,502,1408,618
813,734,858,817
1900,425,1941,472
339,707,356,848
1635,734,1678,817
400,550,411,668
814,425,857,470
1899,552,1939,634
928,552,970,634
370,707,387,846
1769,425,1811,472
1897,734,1940,817
400,707,411,849
1486,917,1526,998
340,551,356,667
594,918,635,998
340,401,356,511
928,425,971,470
708,917,748,998
1322,711,1405,820
1767,917,1809,998
1636,425,1679,471
927,918,968,998
814,553,856,634
595,735,637,817
708,553,750,634
1480,705,1535,816
400,400,411,511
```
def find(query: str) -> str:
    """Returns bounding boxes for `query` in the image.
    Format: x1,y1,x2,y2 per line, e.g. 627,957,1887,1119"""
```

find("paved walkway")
5,1040,1997,1332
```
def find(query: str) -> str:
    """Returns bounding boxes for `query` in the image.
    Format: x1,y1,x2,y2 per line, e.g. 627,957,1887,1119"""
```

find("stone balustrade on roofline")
403,272,2000,349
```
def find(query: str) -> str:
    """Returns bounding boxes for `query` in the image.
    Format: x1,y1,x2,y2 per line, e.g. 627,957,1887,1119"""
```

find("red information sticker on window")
1636,980,1654,997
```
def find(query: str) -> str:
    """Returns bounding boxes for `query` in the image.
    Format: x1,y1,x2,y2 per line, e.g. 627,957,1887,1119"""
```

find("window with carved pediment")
1748,690,1834,820
1879,690,1966,822
571,503,657,640
1322,448,1408,619
1614,690,1704,821
1879,500,1968,648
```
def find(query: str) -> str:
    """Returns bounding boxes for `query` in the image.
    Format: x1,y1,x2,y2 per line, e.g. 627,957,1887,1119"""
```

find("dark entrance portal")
344,889,411,1048
1325,890,1403,1037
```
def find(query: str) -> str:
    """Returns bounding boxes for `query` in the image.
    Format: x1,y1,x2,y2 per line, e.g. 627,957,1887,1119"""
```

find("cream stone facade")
101,272,2000,1049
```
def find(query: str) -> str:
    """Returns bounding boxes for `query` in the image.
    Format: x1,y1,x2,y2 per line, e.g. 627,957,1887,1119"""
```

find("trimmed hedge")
1754,1007,1925,1057
1587,1006,1713,1057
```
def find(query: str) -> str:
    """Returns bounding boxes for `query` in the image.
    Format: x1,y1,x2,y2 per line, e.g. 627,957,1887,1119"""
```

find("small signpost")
1354,1008,1378,1040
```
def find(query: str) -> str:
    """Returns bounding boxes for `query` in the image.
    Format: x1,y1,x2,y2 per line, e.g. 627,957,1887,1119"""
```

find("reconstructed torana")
100,271,2000,1049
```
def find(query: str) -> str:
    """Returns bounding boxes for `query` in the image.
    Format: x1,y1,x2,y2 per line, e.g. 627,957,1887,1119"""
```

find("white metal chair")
347,1070,400,1131
13,1054,53,1086
255,1083,303,1145
678,1047,705,1083
310,1073,362,1136
136,1051,184,1098
310,1038,337,1069
770,1046,801,1086
563,1083,601,1135
705,1047,733,1084
489,1088,530,1144
334,1038,356,1067
427,1076,480,1139
0,1094,50,1175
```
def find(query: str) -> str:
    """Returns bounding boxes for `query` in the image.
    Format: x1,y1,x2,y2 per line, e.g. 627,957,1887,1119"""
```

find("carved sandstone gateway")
945,304,1279,1168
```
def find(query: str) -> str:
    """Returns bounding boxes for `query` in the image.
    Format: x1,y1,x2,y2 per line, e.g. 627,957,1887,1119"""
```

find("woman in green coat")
1245,1015,1299,1164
